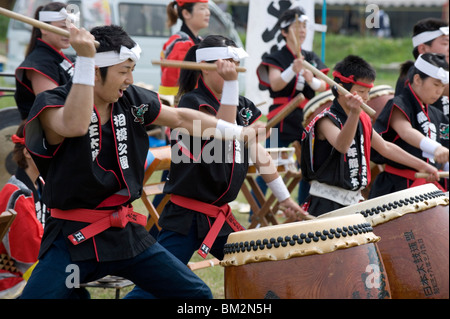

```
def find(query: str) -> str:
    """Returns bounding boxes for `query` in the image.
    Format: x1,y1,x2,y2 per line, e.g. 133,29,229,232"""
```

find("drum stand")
241,169,302,228
141,146,172,232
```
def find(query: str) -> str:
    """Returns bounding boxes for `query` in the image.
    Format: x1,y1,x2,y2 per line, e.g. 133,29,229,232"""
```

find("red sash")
359,112,372,185
51,205,147,245
170,194,245,259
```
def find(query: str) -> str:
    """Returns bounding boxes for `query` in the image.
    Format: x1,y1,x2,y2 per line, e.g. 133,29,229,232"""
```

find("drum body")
319,184,449,299
302,90,334,127
222,214,391,299
367,85,394,121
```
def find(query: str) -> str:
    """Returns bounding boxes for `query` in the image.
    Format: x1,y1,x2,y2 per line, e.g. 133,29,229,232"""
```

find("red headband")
332,71,374,88
176,0,208,6
12,134,25,145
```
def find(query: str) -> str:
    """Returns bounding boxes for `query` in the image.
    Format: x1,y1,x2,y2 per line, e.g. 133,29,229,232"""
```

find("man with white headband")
395,18,449,116
15,2,75,120
371,52,449,198
255,6,328,215
20,25,265,299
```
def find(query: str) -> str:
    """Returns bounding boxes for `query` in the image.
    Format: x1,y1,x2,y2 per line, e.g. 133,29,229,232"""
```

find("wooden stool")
141,146,172,231
80,276,134,299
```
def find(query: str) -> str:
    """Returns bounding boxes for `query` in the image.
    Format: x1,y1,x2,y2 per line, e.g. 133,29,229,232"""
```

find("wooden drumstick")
0,7,100,48
279,205,315,220
415,171,449,179
266,93,305,131
152,59,247,73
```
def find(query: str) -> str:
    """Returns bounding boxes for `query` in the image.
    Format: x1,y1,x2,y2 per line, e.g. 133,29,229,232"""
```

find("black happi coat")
257,45,328,142
24,82,162,262
15,39,74,119
301,101,372,215
159,77,261,238
370,83,449,197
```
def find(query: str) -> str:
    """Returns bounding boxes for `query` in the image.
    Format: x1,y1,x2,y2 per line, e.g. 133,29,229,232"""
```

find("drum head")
0,107,21,188
302,90,334,127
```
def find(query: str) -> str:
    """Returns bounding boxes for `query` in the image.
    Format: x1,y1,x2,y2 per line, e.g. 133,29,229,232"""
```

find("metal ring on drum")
0,107,22,188
221,213,391,299
302,90,334,128
318,184,449,299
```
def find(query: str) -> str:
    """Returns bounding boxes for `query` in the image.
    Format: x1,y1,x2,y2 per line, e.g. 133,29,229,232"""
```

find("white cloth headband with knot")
95,44,142,68
412,26,449,48
195,46,249,63
39,8,79,24
280,14,309,29
415,54,449,85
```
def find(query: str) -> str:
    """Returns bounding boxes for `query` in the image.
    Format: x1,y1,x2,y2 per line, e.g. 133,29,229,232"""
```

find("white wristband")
221,80,239,106
267,176,290,202
419,137,441,156
308,77,322,91
216,119,243,140
73,56,95,86
281,64,296,83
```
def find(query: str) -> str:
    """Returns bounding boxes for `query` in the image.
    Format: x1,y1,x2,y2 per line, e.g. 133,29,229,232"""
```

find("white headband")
280,14,309,29
415,54,449,84
94,44,142,68
39,8,79,24
412,26,449,48
195,46,249,63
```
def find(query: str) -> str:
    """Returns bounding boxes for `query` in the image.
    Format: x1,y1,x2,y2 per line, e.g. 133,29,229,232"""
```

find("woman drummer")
15,2,76,120
158,0,210,102
125,35,308,298
370,53,449,198
254,7,328,209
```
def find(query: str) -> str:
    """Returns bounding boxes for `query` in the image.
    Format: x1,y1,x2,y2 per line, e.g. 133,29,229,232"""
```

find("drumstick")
187,258,220,271
266,93,305,131
279,205,315,220
301,60,376,118
415,171,449,179
152,59,247,73
0,7,100,48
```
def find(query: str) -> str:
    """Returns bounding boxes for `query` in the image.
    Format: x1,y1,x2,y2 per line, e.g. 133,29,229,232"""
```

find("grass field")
0,33,413,299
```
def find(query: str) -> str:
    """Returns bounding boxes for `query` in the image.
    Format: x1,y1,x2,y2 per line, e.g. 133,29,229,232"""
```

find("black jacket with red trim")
15,39,74,120
159,77,261,238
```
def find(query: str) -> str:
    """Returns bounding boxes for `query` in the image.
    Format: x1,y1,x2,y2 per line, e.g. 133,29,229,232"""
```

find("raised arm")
38,26,97,145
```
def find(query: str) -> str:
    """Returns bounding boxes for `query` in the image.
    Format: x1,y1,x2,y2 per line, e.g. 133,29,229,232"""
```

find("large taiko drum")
367,85,394,121
247,147,297,175
222,214,391,299
302,90,334,127
319,184,449,299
